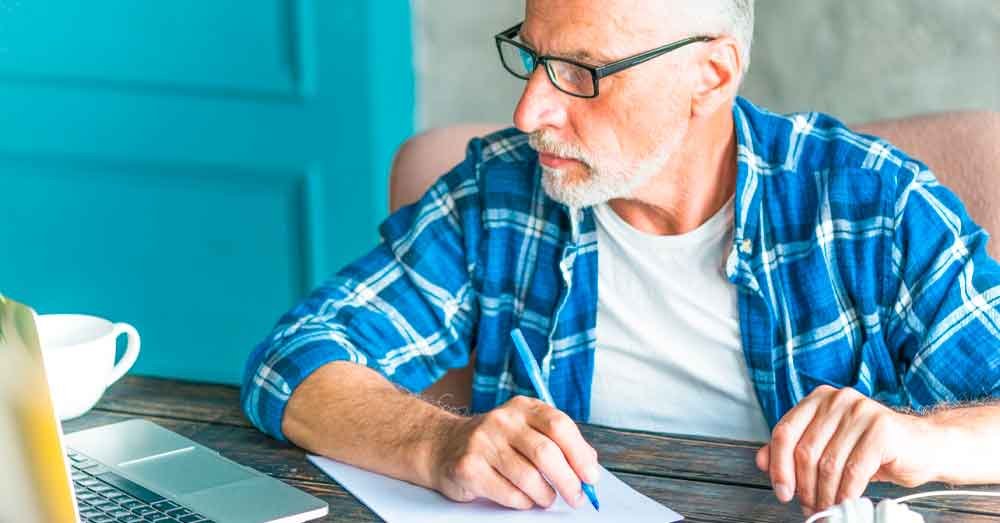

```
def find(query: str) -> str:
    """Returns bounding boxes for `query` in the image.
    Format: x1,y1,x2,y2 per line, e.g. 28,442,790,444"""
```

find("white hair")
687,0,755,74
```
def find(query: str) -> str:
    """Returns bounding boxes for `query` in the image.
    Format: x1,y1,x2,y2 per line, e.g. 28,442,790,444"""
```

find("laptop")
0,295,329,523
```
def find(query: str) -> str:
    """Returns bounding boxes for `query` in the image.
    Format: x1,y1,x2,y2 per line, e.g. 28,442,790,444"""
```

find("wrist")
410,407,464,490
920,410,970,484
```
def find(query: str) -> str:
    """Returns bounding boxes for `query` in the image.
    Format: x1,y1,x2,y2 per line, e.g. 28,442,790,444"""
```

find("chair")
392,111,1000,408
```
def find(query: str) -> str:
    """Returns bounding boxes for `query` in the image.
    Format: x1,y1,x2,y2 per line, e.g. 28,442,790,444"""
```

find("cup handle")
106,322,141,388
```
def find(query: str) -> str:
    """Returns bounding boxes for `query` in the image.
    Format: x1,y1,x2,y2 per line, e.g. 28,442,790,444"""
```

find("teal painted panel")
367,0,417,219
0,0,299,97
0,0,414,384
0,158,307,384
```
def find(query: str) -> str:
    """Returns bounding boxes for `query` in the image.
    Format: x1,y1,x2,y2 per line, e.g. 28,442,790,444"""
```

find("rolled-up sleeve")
885,162,1000,409
240,143,484,441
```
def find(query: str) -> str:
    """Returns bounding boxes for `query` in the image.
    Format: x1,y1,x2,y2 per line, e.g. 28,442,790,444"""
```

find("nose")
513,65,569,134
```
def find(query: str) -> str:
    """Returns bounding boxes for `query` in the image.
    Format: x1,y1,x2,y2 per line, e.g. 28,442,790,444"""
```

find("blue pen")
510,328,600,511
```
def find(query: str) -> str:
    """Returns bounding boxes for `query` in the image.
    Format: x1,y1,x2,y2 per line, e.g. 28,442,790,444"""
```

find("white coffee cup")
35,314,141,421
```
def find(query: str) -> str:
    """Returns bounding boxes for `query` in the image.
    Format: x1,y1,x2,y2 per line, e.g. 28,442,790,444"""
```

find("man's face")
515,0,698,208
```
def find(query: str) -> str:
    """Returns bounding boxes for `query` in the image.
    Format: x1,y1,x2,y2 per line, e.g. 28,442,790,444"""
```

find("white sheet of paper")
307,455,683,523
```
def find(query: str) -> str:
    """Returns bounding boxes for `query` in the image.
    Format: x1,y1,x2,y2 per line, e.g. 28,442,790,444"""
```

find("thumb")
756,444,770,472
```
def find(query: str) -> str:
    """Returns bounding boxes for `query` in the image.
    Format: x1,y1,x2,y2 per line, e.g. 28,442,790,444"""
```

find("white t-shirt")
588,198,771,442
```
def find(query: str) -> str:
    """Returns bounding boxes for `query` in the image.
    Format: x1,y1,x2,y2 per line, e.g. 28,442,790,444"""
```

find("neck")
608,108,737,236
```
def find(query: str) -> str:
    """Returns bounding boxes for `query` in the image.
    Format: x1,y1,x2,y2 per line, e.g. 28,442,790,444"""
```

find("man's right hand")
425,395,601,510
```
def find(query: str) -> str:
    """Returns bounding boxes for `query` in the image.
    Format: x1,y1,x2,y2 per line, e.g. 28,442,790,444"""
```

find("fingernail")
585,464,600,483
775,483,793,503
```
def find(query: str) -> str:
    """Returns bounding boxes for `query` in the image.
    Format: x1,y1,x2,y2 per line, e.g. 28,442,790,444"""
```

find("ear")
690,36,743,117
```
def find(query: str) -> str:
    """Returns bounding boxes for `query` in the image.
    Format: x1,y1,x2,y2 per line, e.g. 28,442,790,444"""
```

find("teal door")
0,1,414,384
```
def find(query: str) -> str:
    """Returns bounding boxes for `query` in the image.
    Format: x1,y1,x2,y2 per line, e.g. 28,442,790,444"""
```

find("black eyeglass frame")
494,22,716,98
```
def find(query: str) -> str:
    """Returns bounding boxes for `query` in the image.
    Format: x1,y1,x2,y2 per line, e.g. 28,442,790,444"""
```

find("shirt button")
741,239,753,254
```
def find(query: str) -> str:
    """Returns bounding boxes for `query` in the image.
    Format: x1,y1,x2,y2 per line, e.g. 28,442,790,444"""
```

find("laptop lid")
0,295,79,523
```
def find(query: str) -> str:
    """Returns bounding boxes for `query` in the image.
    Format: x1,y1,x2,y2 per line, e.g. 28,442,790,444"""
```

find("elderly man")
241,0,1000,516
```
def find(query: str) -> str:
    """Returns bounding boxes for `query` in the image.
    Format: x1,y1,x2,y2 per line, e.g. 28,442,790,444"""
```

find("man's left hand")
755,385,938,515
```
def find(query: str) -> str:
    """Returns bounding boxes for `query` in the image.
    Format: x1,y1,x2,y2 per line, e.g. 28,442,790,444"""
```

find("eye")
556,63,589,88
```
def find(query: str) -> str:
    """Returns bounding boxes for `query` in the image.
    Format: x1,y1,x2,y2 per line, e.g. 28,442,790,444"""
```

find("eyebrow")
516,30,605,64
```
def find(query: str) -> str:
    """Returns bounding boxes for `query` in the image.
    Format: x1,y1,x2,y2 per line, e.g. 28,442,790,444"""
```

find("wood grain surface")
63,376,1000,523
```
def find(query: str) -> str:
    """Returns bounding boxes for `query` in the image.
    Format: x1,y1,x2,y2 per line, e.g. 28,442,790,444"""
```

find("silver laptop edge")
1,296,329,523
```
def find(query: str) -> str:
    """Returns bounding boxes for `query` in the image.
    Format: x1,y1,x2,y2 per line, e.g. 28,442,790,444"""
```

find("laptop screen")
0,296,78,523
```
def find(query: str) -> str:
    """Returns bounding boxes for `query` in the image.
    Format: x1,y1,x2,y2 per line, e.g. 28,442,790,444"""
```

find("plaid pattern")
242,97,1000,441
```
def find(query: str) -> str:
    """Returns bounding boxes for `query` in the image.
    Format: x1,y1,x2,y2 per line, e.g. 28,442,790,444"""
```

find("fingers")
791,418,826,512
792,387,863,513
523,399,601,484
443,452,534,509
768,388,825,503
438,396,599,510
761,386,911,517
494,446,558,507
512,426,586,507
481,466,536,509
756,444,770,471
835,424,885,505
814,402,871,510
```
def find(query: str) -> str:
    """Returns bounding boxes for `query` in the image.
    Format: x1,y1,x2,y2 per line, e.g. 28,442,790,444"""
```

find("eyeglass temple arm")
597,36,714,78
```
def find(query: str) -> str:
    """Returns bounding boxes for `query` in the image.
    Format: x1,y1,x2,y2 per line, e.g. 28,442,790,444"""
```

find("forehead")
521,0,678,61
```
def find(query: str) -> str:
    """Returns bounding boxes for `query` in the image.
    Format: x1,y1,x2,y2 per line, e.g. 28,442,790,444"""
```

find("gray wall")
413,0,999,130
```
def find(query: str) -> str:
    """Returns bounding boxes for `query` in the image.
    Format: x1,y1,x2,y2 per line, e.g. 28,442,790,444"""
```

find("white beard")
531,131,677,209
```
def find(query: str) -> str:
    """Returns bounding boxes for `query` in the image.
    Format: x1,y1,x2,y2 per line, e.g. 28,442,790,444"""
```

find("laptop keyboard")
68,448,216,523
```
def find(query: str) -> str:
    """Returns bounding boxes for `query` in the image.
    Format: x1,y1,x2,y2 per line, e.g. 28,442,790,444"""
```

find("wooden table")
64,376,1000,522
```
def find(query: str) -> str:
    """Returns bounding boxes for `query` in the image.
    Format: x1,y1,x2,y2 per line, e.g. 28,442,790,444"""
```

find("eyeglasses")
494,22,715,99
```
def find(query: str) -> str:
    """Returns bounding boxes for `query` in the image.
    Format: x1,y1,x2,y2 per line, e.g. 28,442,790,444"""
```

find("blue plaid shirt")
242,97,1000,442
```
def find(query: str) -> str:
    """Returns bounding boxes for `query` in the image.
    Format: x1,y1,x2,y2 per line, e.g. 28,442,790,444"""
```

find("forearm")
924,402,1000,485
281,361,461,488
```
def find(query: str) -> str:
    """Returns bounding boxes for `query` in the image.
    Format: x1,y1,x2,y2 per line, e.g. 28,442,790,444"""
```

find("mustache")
528,131,591,166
